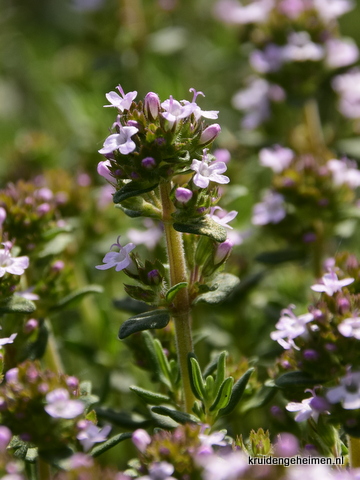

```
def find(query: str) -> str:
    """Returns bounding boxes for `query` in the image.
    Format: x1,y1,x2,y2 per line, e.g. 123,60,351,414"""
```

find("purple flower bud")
127,120,141,129
36,203,51,215
303,349,319,361
38,383,49,394
199,124,221,145
175,187,193,204
325,343,337,352
66,376,79,390
0,207,7,227
35,187,54,201
24,319,39,334
156,137,166,146
5,368,19,384
77,173,91,187
147,269,162,285
337,297,350,314
0,426,11,451
214,239,233,265
132,429,151,453
275,433,299,457
130,172,140,180
141,157,156,170
97,160,113,183
144,92,160,120
302,232,317,243
51,260,65,272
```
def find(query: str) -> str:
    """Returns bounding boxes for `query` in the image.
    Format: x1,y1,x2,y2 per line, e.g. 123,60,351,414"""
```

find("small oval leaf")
130,386,171,405
51,285,103,311
166,282,188,303
219,367,254,417
188,355,206,401
209,377,234,413
90,432,132,457
119,310,170,339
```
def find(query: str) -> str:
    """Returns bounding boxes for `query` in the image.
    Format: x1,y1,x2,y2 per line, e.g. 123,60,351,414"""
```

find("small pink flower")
104,85,137,111
96,236,135,272
311,271,354,296
191,150,229,188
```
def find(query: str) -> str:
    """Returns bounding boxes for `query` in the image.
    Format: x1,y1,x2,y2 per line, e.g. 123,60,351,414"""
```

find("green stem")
159,182,195,413
312,220,324,279
348,435,360,468
43,319,64,373
37,457,52,480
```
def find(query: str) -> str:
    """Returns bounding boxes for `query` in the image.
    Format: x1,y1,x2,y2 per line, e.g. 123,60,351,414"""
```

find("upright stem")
37,457,52,480
159,182,195,413
303,97,325,155
43,319,64,373
348,435,360,468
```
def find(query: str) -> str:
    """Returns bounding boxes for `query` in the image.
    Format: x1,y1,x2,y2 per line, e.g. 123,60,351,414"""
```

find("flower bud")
0,426,12,452
144,92,160,120
199,124,221,145
5,368,19,384
132,429,151,453
175,187,193,204
97,160,113,183
24,318,39,334
214,239,233,265
0,207,6,228
142,157,156,170
147,269,162,286
37,203,51,215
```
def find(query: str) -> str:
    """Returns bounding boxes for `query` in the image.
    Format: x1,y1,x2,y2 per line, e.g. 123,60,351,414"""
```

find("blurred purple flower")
325,38,359,69
283,32,324,62
96,236,135,272
327,158,360,188
196,450,248,480
77,422,112,452
127,219,163,250
0,331,17,347
286,396,321,422
270,306,315,349
0,244,29,278
191,150,230,188
208,206,237,229
338,317,360,339
326,371,360,409
250,44,284,73
252,191,286,225
104,85,137,111
213,0,274,25
259,145,294,173
132,429,151,453
44,388,84,419
213,149,231,164
274,433,299,456
98,126,138,155
278,0,308,19
311,271,354,296
332,69,360,119
181,88,219,121
97,160,114,183
0,425,12,451
314,0,354,23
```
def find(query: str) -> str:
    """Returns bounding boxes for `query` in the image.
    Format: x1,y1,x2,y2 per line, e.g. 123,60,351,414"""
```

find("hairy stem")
159,182,195,413
348,435,360,468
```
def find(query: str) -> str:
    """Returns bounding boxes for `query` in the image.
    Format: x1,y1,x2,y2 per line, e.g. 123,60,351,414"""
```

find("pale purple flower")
259,145,294,173
191,150,230,188
250,44,285,73
287,464,335,480
35,187,54,201
0,207,6,227
283,32,324,62
326,371,360,409
325,38,359,69
98,126,138,155
181,88,219,121
338,317,360,339
274,433,299,456
310,271,354,296
96,236,135,272
270,306,315,350
286,397,319,422
0,244,29,278
77,422,112,452
327,158,360,188
144,92,161,120
161,95,194,128
279,0,308,19
232,78,271,129
127,219,163,250
0,425,12,451
213,149,231,164
15,287,40,301
97,160,114,183
138,461,177,480
65,453,94,469
252,191,286,225
208,206,237,229
132,429,151,453
24,319,39,334
104,85,137,111
213,0,274,25
198,430,227,452
332,69,360,119
196,450,248,480
5,368,19,384
44,388,85,419
0,332,17,347
313,0,354,23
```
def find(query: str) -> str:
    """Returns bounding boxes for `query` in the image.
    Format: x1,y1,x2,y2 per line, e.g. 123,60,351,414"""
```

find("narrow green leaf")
119,310,170,339
153,339,172,388
214,351,227,394
113,181,159,204
203,351,229,378
219,367,254,417
113,297,149,315
205,375,215,400
151,406,199,425
51,285,103,311
0,295,36,314
141,331,169,386
188,355,206,401
95,407,150,429
209,377,233,412
275,371,321,389
90,433,132,457
193,273,240,305
255,248,305,265
166,282,188,303
173,216,227,243
130,386,171,405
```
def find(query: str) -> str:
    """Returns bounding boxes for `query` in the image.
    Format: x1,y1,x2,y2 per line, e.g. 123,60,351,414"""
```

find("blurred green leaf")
119,310,170,339
275,371,322,388
151,406,199,425
0,295,36,314
130,385,171,405
113,181,159,204
173,216,227,243
90,432,132,458
51,285,103,311
255,248,305,265
194,273,240,305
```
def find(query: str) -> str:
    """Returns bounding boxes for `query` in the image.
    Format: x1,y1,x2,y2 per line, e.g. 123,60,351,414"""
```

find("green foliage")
173,216,227,243
193,273,240,305
0,295,36,314
118,310,171,339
